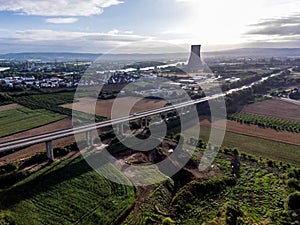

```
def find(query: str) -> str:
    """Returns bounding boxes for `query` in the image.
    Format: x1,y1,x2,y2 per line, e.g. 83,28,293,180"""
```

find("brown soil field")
200,117,300,146
0,103,21,112
62,96,167,118
240,99,300,122
0,118,76,164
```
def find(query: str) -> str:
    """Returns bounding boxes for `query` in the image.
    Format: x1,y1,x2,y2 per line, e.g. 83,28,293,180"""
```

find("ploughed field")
62,96,167,118
241,99,300,122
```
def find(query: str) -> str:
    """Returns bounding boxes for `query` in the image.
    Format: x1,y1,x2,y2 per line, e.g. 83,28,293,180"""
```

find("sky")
0,0,300,53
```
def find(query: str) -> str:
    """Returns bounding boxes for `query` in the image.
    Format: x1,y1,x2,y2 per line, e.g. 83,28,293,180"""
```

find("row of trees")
228,112,300,133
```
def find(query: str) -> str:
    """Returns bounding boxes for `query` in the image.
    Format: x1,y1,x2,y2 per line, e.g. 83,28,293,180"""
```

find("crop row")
228,112,300,133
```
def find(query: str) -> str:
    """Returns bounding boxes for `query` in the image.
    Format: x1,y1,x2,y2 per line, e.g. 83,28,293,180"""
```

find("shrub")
286,192,300,210
0,163,17,175
19,153,48,170
162,217,175,225
287,178,300,191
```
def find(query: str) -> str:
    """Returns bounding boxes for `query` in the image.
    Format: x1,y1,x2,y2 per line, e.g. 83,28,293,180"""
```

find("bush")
162,217,175,225
19,153,48,170
287,178,300,191
286,192,300,210
0,163,17,175
54,147,71,157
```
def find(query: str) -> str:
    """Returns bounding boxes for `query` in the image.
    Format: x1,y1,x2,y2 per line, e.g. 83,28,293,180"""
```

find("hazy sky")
0,0,299,53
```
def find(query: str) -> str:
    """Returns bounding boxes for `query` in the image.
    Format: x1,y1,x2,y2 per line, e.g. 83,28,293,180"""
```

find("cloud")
0,29,153,53
107,29,120,35
175,0,196,2
244,13,300,48
46,17,78,24
247,14,300,36
0,0,123,16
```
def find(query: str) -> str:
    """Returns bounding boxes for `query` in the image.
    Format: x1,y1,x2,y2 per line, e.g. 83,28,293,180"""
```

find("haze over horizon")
0,0,300,53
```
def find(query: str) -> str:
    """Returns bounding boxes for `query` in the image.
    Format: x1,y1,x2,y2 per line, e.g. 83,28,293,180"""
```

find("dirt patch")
240,99,300,122
200,117,300,146
0,103,21,112
62,97,167,118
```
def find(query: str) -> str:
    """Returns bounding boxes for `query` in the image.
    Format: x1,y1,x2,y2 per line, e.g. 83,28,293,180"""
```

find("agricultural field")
62,96,167,118
0,103,21,112
0,118,73,164
198,125,300,166
228,112,300,133
240,99,300,122
14,92,76,107
0,155,135,225
200,117,300,146
0,107,66,138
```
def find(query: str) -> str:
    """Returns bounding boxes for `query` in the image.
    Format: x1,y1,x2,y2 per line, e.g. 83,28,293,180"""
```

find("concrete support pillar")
86,130,93,147
161,113,167,122
140,118,144,128
119,123,124,136
145,118,149,128
180,107,184,115
46,141,54,161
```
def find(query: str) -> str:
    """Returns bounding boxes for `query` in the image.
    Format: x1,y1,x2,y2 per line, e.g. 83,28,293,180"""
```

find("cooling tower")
187,45,203,72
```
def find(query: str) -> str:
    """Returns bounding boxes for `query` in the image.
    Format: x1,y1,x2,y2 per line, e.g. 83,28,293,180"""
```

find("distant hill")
204,48,300,58
0,52,188,62
1,48,300,62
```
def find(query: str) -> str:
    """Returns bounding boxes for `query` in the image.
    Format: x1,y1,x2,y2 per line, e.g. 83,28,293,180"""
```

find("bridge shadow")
0,153,108,208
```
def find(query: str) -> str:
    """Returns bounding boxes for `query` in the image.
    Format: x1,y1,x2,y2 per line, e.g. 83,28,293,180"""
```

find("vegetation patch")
0,107,66,137
0,155,135,225
228,112,300,133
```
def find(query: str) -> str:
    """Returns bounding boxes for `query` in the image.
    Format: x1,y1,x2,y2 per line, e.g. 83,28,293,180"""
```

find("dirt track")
0,103,21,112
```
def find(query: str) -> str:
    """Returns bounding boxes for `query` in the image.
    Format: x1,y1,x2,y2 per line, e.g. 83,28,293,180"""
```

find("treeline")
0,93,13,105
228,112,300,133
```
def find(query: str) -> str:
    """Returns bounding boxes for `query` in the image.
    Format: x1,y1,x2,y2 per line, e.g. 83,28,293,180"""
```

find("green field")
199,126,300,166
0,107,66,137
0,155,135,225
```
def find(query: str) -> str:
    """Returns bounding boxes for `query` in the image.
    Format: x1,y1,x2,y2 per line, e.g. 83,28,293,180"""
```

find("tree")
286,192,300,210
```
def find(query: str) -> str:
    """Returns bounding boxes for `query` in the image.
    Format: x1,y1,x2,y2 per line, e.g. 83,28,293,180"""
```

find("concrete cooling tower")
187,45,203,72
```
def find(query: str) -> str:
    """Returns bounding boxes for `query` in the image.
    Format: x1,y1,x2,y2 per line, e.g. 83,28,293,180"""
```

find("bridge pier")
140,118,144,128
145,118,149,128
46,141,54,161
86,130,94,147
115,123,124,137
119,123,124,135
140,117,150,128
